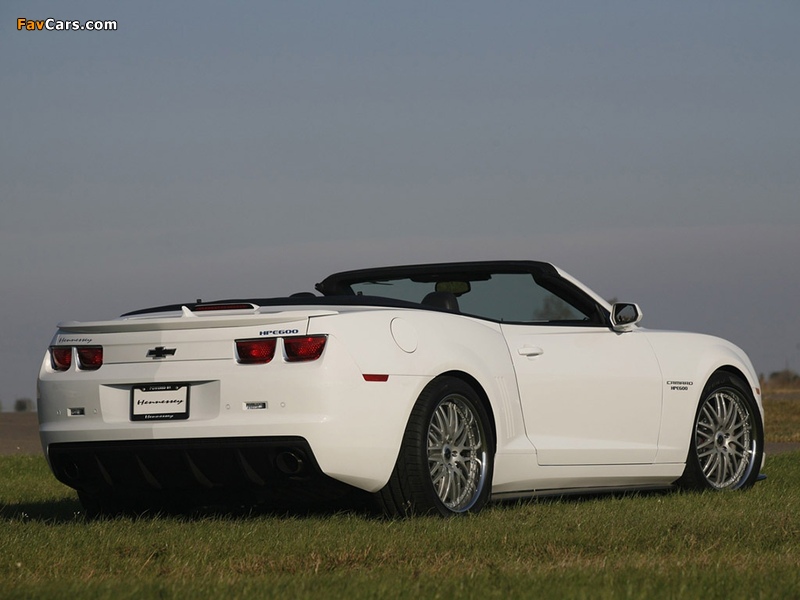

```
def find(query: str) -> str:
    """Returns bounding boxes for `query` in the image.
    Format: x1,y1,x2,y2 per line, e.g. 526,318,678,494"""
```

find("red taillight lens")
363,374,389,382
284,335,327,362
50,346,72,371
236,338,277,364
195,303,256,312
77,346,103,370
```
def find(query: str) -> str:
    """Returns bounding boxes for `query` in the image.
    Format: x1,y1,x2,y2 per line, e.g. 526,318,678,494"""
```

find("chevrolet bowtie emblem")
147,346,176,359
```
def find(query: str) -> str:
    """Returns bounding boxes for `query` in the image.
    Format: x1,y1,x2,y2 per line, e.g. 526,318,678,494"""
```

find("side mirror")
611,302,643,332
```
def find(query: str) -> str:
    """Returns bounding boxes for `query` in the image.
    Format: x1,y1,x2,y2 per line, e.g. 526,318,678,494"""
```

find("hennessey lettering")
136,398,184,406
57,336,92,344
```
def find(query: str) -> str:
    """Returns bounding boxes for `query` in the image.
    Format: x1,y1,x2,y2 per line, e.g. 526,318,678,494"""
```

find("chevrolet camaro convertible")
37,261,765,516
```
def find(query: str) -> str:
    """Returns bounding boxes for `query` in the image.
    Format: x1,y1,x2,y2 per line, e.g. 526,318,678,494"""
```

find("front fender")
644,330,762,463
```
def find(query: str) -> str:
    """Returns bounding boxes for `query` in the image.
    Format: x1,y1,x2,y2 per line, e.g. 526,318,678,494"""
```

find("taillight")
284,335,327,362
77,346,103,370
194,303,256,312
50,346,72,371
236,339,277,364
363,374,389,382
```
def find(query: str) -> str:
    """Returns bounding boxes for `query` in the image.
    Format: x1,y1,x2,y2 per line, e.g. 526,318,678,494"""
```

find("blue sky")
2,1,799,409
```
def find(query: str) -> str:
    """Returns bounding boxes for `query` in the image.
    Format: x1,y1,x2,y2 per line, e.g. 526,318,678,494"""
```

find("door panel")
501,325,663,465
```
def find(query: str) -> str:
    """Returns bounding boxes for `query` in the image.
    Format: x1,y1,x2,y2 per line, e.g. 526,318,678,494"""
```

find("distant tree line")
14,398,34,412
0,398,35,412
761,369,800,388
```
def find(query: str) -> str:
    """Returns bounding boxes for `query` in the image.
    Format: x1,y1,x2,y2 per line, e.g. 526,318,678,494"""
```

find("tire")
679,371,763,491
376,376,494,517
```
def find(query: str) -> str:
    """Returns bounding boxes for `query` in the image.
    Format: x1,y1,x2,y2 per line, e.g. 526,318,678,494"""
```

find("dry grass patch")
762,384,800,442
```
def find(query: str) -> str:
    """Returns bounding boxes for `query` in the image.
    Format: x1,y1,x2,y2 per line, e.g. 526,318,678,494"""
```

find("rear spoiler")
57,309,338,334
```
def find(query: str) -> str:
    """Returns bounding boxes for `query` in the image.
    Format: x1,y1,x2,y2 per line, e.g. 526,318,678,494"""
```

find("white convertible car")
37,261,764,516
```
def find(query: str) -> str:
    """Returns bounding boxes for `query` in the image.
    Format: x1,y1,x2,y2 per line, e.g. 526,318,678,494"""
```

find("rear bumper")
47,436,363,505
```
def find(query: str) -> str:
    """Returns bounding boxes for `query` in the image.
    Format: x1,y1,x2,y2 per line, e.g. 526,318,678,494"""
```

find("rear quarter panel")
308,308,531,452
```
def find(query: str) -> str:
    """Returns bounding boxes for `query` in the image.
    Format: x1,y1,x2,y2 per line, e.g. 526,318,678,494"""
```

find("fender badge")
147,346,176,359
666,380,693,391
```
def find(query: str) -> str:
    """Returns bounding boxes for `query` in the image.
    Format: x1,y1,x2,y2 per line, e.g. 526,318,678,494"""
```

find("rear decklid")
53,305,338,365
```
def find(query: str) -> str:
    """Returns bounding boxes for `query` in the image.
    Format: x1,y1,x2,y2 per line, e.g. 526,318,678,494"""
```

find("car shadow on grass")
7,482,744,524
493,486,677,511
0,494,382,523
0,498,85,524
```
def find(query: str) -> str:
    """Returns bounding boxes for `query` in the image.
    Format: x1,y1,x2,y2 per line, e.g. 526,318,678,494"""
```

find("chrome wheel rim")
427,394,488,512
695,388,756,489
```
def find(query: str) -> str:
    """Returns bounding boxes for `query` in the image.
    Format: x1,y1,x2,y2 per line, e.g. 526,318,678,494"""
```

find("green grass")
2,454,800,599
763,386,800,442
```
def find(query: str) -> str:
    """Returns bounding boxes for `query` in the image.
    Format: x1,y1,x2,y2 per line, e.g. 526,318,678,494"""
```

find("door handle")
518,345,544,357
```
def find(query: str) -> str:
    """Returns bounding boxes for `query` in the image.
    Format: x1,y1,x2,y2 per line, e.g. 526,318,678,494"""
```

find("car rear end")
37,303,418,511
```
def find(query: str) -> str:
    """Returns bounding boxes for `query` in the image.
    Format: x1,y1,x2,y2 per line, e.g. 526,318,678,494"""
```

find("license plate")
131,384,189,421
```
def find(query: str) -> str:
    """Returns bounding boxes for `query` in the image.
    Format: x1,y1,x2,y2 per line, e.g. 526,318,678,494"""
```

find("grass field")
1,387,798,599
763,385,800,442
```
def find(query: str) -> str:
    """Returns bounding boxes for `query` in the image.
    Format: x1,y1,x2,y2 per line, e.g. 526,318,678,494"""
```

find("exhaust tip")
275,450,305,475
62,460,80,480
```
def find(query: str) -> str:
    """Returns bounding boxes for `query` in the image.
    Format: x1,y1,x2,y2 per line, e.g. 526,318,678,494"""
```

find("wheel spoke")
431,409,445,437
696,436,714,451
431,463,445,486
445,403,458,437
450,468,464,502
702,452,718,478
697,447,715,459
